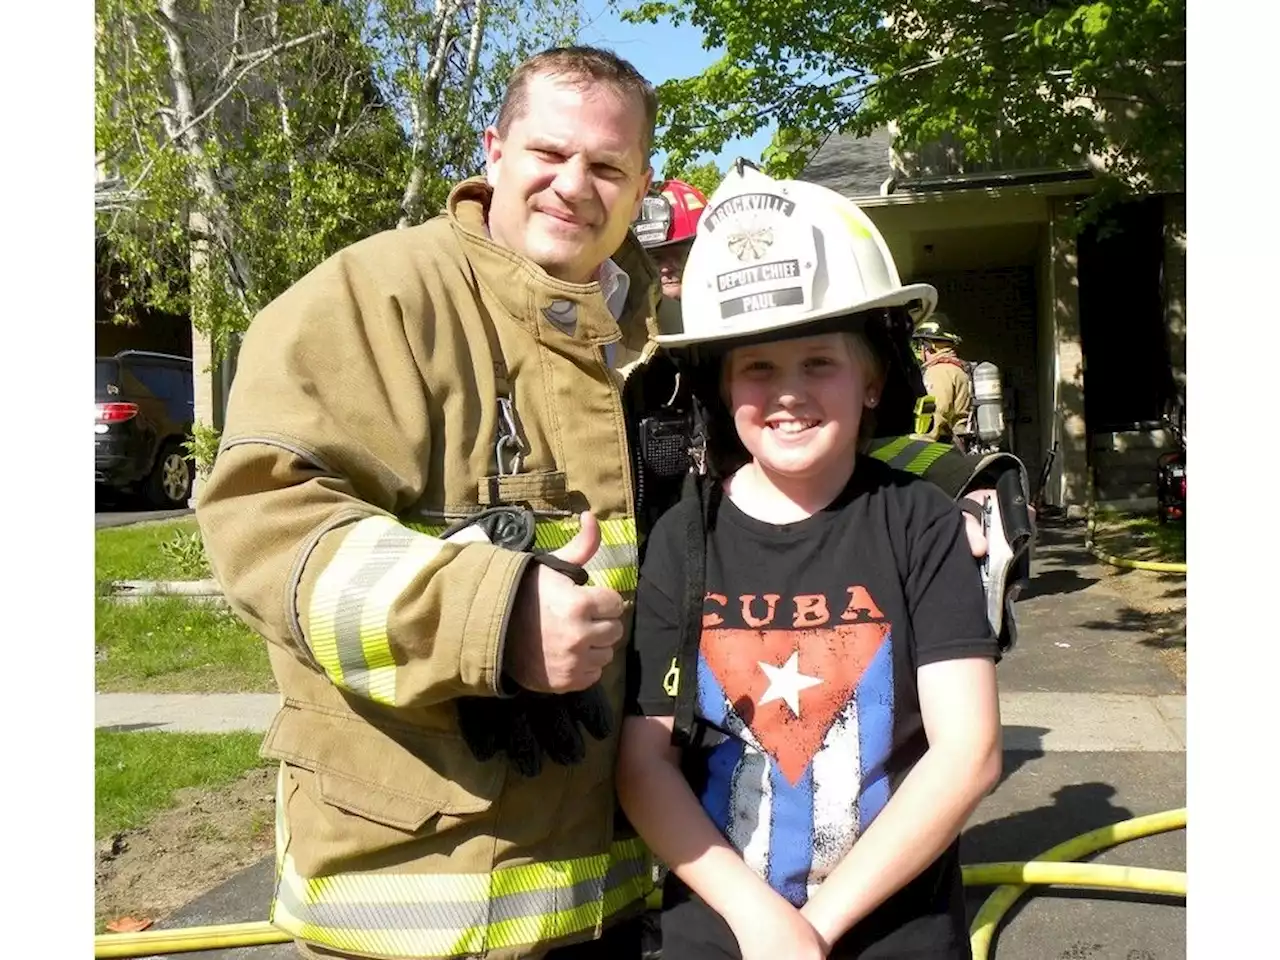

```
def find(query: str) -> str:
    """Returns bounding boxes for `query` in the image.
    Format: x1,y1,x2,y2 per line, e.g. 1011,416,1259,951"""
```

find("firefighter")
911,312,973,446
631,179,708,303
195,46,664,960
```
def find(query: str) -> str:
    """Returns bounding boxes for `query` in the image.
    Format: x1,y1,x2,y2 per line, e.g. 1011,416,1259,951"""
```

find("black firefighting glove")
455,550,615,777
520,684,614,770
455,684,614,779
456,694,543,778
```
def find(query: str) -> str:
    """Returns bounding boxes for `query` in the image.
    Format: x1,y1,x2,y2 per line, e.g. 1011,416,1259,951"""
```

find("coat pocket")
263,698,505,833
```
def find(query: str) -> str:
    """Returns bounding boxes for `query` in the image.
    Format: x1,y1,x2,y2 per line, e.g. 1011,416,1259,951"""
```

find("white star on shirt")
758,652,823,717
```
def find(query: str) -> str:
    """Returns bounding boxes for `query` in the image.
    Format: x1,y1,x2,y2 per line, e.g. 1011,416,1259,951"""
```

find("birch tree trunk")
398,0,465,227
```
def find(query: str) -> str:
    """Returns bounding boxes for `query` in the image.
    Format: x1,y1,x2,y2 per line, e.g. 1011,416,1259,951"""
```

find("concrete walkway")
95,689,1187,752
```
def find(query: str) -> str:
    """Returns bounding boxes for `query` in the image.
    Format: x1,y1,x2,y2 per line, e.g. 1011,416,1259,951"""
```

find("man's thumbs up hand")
505,513,625,693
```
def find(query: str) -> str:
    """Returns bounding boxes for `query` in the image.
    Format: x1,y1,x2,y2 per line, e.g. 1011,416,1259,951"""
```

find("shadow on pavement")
1080,605,1185,638
997,727,1047,787
1018,568,1100,601
961,780,1137,930
1017,520,1103,600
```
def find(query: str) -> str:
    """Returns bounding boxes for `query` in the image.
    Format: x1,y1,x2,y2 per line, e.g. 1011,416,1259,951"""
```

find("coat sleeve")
921,366,954,442
195,246,529,709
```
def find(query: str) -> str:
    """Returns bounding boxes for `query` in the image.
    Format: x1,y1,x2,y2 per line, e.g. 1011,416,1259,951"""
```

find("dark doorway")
1076,198,1173,432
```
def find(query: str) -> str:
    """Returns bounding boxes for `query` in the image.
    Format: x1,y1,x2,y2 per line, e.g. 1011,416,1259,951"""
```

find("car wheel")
146,441,194,509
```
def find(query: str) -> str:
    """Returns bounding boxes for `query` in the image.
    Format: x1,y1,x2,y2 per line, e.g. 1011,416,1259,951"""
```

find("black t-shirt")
627,456,997,957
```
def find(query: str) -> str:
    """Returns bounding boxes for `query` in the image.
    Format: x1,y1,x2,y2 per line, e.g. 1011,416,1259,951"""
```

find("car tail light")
96,402,139,423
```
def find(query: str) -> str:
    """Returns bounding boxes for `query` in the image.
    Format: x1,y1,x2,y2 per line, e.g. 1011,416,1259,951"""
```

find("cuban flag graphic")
693,597,894,906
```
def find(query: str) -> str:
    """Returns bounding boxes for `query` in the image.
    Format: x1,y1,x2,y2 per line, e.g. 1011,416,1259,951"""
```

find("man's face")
483,73,652,284
652,241,692,300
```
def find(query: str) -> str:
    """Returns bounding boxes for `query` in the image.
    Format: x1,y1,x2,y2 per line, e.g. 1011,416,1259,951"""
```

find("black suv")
95,350,195,508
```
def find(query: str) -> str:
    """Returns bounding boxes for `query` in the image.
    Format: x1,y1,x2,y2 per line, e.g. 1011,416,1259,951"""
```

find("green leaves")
661,158,725,197
627,0,1184,208
96,0,579,362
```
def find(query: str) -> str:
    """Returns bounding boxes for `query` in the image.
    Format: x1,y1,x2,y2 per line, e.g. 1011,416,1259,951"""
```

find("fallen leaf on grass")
105,916,153,933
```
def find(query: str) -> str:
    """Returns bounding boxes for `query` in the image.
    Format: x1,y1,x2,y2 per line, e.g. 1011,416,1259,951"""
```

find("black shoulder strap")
671,471,714,749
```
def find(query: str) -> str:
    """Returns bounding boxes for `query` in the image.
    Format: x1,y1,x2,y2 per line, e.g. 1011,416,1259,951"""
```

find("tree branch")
171,29,331,151
218,0,250,83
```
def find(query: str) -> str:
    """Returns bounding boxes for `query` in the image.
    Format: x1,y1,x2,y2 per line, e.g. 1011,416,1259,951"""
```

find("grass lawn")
96,518,207,586
1092,512,1187,564
95,731,270,840
96,596,274,693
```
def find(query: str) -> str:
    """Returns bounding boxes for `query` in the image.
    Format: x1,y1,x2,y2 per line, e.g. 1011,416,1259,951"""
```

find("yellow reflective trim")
308,516,396,689
904,441,953,476
279,841,646,907
603,864,653,917
272,895,484,958
598,517,636,548
272,839,650,957
412,515,639,593
281,854,488,906
487,901,602,950
868,435,913,464
308,516,444,706
357,532,441,705
491,853,609,898
406,522,447,537
830,204,874,240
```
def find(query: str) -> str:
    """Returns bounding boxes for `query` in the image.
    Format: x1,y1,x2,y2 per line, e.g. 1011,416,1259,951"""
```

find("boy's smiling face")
724,331,880,486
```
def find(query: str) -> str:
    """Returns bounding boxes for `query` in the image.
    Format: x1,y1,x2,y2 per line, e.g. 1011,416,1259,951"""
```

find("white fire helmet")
655,162,937,347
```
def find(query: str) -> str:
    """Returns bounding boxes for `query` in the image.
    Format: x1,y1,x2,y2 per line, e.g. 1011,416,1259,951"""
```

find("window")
96,360,120,396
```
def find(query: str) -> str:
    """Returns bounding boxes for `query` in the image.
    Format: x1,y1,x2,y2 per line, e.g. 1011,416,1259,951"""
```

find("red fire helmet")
632,179,709,250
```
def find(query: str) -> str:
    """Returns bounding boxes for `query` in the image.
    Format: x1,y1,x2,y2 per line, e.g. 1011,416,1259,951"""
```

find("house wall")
1046,196,1089,516
1034,225,1058,505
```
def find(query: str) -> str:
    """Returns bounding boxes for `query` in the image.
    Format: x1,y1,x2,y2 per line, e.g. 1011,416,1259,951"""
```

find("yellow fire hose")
968,807,1187,960
95,808,1187,959
1085,475,1187,574
95,921,288,957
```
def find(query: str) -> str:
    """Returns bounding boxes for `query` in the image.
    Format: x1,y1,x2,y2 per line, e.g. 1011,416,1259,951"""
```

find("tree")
96,0,407,367
621,0,1185,208
365,0,582,227
660,158,723,198
97,0,582,443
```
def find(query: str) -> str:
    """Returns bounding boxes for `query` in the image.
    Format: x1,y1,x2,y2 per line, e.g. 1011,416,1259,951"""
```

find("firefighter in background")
632,179,707,333
912,312,974,446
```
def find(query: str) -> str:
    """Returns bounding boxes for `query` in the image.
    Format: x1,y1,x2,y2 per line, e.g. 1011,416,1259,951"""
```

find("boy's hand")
962,489,992,558
728,895,828,960
799,898,845,956
962,489,1037,559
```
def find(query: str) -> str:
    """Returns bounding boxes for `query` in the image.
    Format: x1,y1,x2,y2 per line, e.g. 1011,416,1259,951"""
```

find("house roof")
802,126,1097,200
800,128,895,198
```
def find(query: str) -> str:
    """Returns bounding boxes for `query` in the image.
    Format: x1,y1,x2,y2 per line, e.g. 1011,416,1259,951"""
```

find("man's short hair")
496,45,658,162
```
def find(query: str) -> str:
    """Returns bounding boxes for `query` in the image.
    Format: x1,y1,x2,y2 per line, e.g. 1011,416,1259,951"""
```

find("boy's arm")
801,496,1001,947
621,502,826,958
617,715,826,957
618,715,782,922
799,657,1001,949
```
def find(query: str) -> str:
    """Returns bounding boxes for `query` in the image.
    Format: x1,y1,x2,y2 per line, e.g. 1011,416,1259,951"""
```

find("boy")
617,165,1002,960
